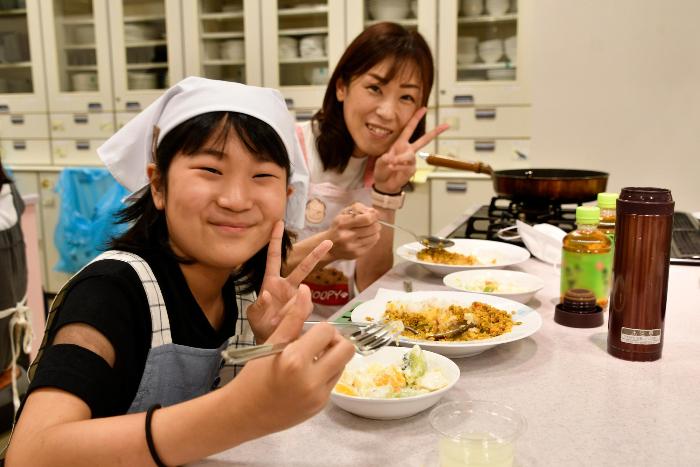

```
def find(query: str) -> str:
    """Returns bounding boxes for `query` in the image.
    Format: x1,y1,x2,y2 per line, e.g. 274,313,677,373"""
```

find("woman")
5,77,354,466
0,160,30,429
289,22,449,317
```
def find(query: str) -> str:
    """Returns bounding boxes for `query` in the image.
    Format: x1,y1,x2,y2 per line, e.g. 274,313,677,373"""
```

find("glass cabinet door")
438,0,530,106
0,0,46,112
108,0,184,112
40,0,113,112
182,0,262,85
261,0,344,110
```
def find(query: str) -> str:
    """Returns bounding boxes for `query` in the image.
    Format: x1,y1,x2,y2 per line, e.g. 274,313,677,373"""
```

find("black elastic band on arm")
145,403,166,467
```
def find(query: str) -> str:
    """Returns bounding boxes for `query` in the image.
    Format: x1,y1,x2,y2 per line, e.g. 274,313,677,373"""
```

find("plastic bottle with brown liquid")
597,192,619,243
560,206,612,308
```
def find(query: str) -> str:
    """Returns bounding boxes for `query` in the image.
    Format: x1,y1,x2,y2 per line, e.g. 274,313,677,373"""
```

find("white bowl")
279,37,299,59
72,24,94,45
457,52,479,65
220,39,244,60
485,0,509,16
71,72,97,92
368,0,410,20
486,68,516,80
124,23,159,42
330,346,459,420
299,35,325,58
128,71,157,90
461,0,483,16
396,239,531,276
443,269,544,303
478,47,504,64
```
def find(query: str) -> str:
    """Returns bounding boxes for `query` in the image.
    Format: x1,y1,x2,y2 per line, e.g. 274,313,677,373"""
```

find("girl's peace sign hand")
373,107,450,195
247,220,333,342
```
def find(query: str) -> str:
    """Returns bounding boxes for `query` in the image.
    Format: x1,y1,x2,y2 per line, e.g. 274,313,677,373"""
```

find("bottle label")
620,327,661,345
561,250,612,306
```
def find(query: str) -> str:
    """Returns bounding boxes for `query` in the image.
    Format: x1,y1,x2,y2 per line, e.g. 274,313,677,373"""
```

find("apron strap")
93,251,171,348
0,294,31,415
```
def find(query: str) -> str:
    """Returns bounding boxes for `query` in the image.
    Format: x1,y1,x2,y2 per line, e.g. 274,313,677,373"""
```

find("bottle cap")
617,187,674,216
554,288,604,328
597,192,619,210
575,206,600,225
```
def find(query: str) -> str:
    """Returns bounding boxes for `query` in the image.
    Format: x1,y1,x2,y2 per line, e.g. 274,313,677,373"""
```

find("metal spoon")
377,220,455,249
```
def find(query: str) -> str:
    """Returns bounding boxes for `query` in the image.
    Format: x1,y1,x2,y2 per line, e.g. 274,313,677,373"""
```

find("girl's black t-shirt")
24,249,238,417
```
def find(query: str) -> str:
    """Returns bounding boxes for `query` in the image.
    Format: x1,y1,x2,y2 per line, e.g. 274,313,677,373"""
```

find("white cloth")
97,76,308,230
0,184,18,230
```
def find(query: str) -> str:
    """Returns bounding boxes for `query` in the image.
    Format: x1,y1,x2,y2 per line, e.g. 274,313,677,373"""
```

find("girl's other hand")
232,285,355,433
373,106,450,194
247,220,332,342
326,202,381,261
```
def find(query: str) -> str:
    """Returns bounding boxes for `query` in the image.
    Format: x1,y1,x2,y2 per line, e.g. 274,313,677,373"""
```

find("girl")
5,77,354,466
288,22,449,317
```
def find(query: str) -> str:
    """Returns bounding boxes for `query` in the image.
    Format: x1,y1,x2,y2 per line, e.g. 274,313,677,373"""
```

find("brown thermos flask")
607,187,674,361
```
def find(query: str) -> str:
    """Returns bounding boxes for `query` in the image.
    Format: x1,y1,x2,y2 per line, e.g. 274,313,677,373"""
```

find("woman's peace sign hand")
373,107,450,195
246,220,332,342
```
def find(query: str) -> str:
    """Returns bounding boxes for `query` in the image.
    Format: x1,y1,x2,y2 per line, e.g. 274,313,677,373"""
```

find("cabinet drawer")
0,114,49,139
0,139,51,165
51,139,105,166
436,138,531,170
429,177,493,234
438,106,531,138
50,113,115,139
115,112,138,131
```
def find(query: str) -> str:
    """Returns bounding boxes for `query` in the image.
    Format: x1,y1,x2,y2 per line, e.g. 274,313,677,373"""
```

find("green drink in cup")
430,400,526,467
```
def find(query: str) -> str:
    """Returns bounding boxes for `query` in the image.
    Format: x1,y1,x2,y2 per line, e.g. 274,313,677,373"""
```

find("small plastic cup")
430,400,526,467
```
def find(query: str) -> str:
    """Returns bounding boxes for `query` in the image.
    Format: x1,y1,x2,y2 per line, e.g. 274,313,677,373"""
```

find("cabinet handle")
12,141,27,150
474,140,496,151
453,95,474,105
284,98,294,109
88,102,103,112
73,114,89,124
0,104,9,113
446,181,467,193
295,112,313,122
10,115,25,125
41,179,51,189
475,108,496,119
76,141,90,150
126,102,141,111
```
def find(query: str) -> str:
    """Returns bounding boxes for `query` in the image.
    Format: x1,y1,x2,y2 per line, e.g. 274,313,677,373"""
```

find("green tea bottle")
597,192,619,243
560,206,612,308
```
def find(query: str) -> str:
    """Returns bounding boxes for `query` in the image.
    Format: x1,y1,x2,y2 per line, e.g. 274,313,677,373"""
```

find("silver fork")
221,321,405,365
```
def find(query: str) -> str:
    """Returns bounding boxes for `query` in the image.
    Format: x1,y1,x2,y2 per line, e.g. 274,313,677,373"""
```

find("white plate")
443,269,545,304
351,290,542,358
330,346,460,420
396,239,531,276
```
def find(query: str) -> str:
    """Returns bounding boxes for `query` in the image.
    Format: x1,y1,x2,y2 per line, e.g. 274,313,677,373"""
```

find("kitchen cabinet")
38,171,73,294
260,0,345,111
11,170,47,290
182,0,262,85
393,181,429,262
428,175,492,234
436,0,531,107
0,0,47,113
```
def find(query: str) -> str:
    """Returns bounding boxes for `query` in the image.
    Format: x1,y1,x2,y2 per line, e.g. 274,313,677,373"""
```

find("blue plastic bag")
54,168,129,273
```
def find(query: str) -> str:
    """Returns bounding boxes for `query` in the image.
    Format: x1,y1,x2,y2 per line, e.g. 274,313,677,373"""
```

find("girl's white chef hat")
97,76,308,230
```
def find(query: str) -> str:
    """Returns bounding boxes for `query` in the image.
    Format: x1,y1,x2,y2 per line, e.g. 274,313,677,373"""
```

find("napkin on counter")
516,220,566,265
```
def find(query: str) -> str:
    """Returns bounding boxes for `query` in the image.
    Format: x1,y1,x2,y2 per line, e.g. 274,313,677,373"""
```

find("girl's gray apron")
29,250,256,413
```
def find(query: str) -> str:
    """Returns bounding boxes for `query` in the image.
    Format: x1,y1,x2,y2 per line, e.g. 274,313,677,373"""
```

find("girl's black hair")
109,111,293,294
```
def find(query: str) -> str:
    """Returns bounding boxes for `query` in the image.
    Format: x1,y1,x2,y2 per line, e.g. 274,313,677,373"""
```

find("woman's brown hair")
312,22,434,173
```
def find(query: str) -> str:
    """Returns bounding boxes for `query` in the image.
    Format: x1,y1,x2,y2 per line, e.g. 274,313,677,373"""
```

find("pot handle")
417,152,494,175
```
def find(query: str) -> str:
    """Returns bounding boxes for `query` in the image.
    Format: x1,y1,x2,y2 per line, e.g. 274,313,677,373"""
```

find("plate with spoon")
351,290,542,358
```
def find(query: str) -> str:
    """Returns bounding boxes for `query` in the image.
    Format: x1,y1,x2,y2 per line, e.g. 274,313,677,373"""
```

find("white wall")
530,0,700,211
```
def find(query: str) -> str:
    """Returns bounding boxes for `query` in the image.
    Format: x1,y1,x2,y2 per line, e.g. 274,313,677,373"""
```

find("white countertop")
196,243,700,467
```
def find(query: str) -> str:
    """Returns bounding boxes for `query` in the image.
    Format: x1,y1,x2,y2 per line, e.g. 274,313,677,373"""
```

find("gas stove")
447,196,582,244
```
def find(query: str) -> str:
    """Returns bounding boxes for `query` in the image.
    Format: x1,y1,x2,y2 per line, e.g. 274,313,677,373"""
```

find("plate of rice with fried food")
396,239,530,276
351,290,542,358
